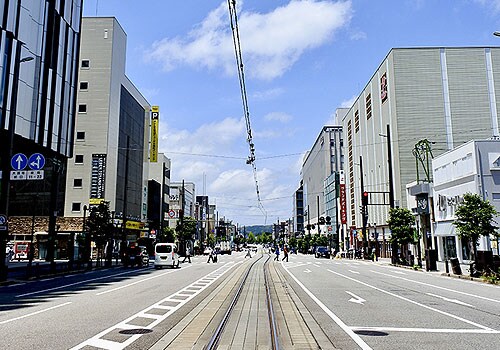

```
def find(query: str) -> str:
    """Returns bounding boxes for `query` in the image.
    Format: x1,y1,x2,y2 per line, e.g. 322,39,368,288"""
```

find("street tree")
86,202,114,267
453,192,499,262
387,207,415,264
158,226,175,243
176,216,197,247
247,232,256,244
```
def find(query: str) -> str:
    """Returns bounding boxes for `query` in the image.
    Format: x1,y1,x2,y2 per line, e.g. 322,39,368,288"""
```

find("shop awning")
434,221,455,236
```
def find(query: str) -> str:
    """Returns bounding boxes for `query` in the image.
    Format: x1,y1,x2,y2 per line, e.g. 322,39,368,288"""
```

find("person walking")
273,246,280,261
207,249,217,263
245,247,252,258
182,246,191,263
282,246,289,262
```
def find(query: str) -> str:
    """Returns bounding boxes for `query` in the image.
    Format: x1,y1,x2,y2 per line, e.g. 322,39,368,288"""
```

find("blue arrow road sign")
28,153,45,170
11,153,28,170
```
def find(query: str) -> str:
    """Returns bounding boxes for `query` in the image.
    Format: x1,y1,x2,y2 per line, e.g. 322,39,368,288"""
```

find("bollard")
445,259,449,274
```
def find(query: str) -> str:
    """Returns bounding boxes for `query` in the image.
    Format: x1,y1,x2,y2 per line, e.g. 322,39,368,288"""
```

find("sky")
82,0,500,226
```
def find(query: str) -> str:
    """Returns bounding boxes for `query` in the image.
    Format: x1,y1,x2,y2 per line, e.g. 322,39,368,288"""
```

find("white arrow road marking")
346,291,366,304
426,293,475,308
349,269,360,274
304,269,312,273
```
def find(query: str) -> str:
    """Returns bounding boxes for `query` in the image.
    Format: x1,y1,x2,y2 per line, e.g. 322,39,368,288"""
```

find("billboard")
150,106,159,162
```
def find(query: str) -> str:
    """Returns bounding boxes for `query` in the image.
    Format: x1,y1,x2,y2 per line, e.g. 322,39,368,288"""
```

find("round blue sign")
11,153,28,170
28,153,45,170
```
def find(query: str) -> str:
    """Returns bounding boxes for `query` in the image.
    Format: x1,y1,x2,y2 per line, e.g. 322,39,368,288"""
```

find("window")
76,131,85,140
73,178,83,187
72,203,81,212
80,81,88,90
75,155,84,164
81,59,90,68
381,72,388,103
366,93,372,120
354,110,359,133
78,104,87,113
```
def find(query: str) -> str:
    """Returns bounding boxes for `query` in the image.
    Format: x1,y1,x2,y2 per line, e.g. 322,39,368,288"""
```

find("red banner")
340,184,347,224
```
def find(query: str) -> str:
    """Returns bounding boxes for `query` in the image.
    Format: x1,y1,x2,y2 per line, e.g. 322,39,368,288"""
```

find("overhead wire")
227,0,267,222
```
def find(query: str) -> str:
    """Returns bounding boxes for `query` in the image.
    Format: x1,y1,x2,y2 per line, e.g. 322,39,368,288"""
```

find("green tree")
176,216,197,242
247,232,256,244
288,237,297,251
158,226,175,243
454,193,499,262
387,207,415,264
86,202,114,267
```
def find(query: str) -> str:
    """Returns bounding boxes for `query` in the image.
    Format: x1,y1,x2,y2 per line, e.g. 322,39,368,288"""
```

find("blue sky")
82,0,500,226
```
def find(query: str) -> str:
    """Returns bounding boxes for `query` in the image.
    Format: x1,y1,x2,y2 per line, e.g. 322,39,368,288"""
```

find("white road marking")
350,326,500,334
370,270,500,304
70,262,240,350
349,270,360,274
392,270,406,275
426,293,475,308
0,302,72,324
96,265,192,295
313,264,321,268
16,269,142,298
346,291,366,304
304,269,312,273
282,264,373,350
328,269,495,331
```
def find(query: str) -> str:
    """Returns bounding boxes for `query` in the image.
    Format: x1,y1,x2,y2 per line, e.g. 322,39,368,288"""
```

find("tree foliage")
387,207,415,245
158,226,176,243
247,232,256,244
176,216,197,242
454,193,499,261
86,202,114,265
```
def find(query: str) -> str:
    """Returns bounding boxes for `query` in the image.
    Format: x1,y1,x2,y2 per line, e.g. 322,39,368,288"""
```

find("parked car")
123,244,148,267
315,246,330,258
154,243,179,269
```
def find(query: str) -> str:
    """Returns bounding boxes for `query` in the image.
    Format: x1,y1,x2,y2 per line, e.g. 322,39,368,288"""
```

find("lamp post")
380,124,396,263
0,41,35,281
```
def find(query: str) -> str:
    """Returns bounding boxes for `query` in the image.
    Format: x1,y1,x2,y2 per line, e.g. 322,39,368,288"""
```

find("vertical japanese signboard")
90,154,106,205
339,170,347,224
150,106,159,163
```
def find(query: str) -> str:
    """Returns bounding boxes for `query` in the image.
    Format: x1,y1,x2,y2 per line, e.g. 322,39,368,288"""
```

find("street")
1,251,499,349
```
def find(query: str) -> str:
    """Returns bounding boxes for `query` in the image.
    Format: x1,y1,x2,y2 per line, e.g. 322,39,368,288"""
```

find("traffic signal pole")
360,156,368,257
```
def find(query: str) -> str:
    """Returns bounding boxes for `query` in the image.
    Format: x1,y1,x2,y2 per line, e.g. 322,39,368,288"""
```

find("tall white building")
64,18,151,234
341,47,500,257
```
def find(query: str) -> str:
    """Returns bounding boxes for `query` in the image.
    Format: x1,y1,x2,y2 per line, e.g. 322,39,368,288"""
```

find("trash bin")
449,257,462,275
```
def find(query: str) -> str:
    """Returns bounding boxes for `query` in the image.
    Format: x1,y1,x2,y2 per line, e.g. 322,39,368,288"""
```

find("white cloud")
264,112,292,123
340,95,357,108
474,0,500,12
145,1,353,80
252,88,284,100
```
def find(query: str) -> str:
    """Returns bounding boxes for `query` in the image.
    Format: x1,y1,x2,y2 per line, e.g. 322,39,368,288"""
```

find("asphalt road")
282,254,500,350
1,252,499,350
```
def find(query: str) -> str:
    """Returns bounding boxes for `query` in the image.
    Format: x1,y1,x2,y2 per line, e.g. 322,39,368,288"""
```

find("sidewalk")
371,257,487,282
1,258,123,285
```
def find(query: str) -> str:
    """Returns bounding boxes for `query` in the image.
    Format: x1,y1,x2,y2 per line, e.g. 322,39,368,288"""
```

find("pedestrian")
282,246,288,262
182,246,191,263
274,246,280,261
207,249,217,263
245,247,252,258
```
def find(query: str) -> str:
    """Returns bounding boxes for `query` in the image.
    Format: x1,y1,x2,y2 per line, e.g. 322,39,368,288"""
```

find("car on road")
123,245,149,267
154,243,180,269
315,246,330,258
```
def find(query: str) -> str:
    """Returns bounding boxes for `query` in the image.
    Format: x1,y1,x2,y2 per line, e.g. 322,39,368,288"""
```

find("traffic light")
319,216,325,225
325,216,331,224
362,191,369,206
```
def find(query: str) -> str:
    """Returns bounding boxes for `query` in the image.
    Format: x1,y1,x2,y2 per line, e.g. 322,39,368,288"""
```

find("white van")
154,243,180,269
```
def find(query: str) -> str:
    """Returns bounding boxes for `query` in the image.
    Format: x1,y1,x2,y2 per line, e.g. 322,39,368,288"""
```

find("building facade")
301,125,343,237
341,47,500,256
0,1,83,270
432,139,500,262
148,153,171,233
64,17,151,238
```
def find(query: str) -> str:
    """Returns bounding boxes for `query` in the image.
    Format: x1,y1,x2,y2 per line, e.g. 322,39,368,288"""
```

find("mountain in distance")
241,225,273,235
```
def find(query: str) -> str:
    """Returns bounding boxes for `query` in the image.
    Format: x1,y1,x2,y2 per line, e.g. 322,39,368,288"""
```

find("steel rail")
205,253,278,350
264,256,280,350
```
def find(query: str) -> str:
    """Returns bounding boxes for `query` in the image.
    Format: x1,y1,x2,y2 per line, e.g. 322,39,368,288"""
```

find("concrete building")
0,1,83,270
341,47,500,258
168,181,196,228
64,18,151,239
432,139,500,262
292,182,304,235
147,153,171,234
300,126,343,241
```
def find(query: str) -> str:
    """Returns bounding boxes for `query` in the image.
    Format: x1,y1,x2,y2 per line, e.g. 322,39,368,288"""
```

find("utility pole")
360,155,368,257
386,124,397,264
120,136,130,262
